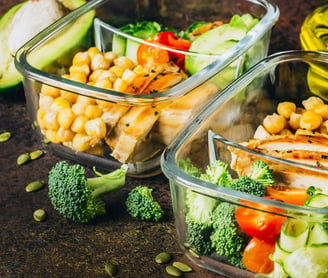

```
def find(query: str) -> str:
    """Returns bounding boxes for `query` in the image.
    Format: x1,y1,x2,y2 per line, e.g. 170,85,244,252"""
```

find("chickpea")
56,127,75,143
277,101,296,119
312,104,328,120
84,104,103,119
288,112,301,130
57,107,75,129
41,84,60,98
71,115,88,134
299,110,322,130
262,113,286,134
85,118,106,138
302,96,324,110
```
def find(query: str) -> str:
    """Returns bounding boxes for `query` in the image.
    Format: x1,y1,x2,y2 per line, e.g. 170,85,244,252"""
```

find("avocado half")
0,0,94,94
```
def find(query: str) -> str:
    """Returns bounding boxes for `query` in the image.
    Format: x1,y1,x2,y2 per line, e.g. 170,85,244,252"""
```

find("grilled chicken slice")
101,104,130,135
110,104,167,163
156,81,219,145
229,133,328,189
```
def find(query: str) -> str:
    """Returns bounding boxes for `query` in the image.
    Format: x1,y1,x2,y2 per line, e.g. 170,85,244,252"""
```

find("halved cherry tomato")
266,186,309,206
154,31,191,51
235,198,286,241
242,237,275,274
153,31,191,69
137,41,170,66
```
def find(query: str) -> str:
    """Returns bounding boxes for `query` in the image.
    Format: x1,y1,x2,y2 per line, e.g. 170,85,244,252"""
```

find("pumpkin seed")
189,248,200,258
17,153,30,165
104,262,117,277
33,209,46,222
25,181,45,192
166,265,182,277
0,131,11,142
155,252,172,264
172,261,193,273
30,150,43,160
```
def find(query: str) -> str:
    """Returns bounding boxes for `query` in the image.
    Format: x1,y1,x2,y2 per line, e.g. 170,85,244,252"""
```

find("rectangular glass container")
15,0,279,176
161,50,328,277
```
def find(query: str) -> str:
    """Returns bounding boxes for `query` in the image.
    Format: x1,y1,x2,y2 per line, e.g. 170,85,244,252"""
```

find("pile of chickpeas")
37,46,147,154
262,96,328,136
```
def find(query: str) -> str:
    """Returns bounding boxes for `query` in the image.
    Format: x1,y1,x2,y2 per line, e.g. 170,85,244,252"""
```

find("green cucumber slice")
279,218,309,252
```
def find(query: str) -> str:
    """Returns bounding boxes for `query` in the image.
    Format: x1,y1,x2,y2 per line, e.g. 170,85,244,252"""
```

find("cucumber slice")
305,193,328,208
307,223,328,245
125,39,141,64
271,240,291,265
279,218,309,252
112,34,127,57
283,244,328,278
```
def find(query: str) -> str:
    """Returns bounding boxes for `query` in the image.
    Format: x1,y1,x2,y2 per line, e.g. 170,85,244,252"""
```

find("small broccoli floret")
200,160,232,187
249,160,274,187
178,158,202,178
48,161,128,223
210,202,249,269
185,216,214,256
230,175,266,197
125,186,164,222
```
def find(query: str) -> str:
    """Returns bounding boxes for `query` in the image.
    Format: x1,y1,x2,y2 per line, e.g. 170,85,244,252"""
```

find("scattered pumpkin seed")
25,181,45,192
104,262,117,277
189,248,200,258
29,150,43,160
166,265,182,277
0,131,11,142
155,252,172,264
172,261,193,273
17,153,30,165
33,209,46,222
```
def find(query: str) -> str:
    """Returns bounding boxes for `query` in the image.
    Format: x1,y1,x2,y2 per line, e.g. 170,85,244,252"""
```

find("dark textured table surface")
0,0,325,277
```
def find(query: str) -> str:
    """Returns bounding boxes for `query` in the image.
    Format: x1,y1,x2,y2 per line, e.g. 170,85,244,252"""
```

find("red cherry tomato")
266,186,309,206
137,41,170,66
242,237,275,274
235,198,286,241
154,31,191,51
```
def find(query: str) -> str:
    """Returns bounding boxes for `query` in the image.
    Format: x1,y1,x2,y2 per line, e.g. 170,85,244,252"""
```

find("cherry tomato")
154,31,191,51
153,31,191,69
137,41,170,66
235,198,286,241
242,237,275,274
266,186,309,206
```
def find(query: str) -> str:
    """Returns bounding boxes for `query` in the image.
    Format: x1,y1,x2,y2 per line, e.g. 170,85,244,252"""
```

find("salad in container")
161,50,328,277
14,0,279,176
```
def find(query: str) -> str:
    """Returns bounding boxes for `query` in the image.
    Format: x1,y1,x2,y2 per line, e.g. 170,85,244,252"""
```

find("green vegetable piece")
48,162,128,223
172,261,193,273
33,209,46,222
125,186,164,222
17,152,30,165
155,252,172,264
0,131,11,142
25,180,45,192
165,265,182,277
1,0,94,94
210,202,248,269
29,150,43,160
104,262,117,277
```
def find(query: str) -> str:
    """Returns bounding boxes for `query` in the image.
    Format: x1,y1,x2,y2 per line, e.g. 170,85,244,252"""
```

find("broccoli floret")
48,161,128,223
249,160,274,187
185,216,214,256
200,160,232,187
178,158,202,178
125,186,164,222
230,175,266,197
210,202,249,269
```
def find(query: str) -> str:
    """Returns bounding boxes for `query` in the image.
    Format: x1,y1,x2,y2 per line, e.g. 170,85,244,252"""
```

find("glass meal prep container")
15,0,279,177
161,50,328,278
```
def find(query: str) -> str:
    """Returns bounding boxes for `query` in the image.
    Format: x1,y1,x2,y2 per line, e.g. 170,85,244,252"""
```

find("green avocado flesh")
0,0,94,94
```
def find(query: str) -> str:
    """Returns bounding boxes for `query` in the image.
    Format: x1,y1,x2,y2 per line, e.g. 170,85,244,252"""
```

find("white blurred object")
7,0,65,55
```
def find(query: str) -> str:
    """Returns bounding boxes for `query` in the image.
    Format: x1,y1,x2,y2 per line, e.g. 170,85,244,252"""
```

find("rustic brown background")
0,0,326,277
